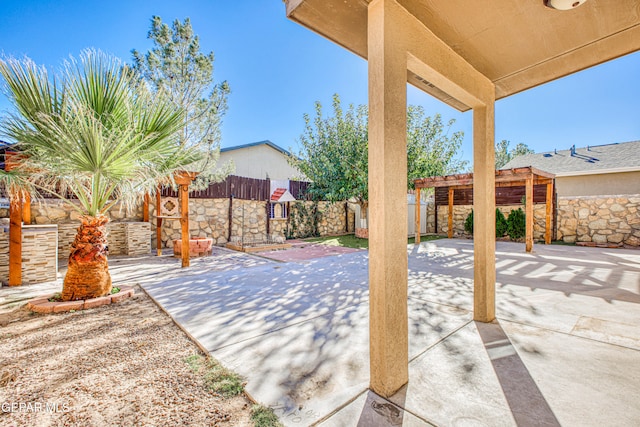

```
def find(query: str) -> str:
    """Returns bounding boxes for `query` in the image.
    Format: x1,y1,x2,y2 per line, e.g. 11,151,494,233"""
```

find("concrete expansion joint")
498,316,640,353
409,319,473,364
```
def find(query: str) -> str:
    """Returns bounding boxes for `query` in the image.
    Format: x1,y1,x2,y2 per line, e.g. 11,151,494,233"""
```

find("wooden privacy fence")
160,175,311,200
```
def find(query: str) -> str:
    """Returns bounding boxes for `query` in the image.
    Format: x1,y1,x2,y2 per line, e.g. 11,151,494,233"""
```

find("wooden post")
143,193,150,223
179,183,190,268
345,201,349,233
8,197,22,286
228,195,233,241
525,175,534,252
266,200,270,237
415,188,421,243
447,187,454,238
156,187,162,256
287,201,291,236
545,182,553,244
434,190,438,234
174,171,197,268
23,193,31,225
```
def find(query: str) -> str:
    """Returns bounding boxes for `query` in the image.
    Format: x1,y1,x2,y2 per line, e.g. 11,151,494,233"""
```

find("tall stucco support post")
473,103,496,322
368,0,409,397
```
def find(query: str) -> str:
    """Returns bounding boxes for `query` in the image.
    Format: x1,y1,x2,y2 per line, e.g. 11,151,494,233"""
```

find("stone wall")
30,198,143,224
0,224,58,285
437,204,547,240
57,222,151,259
556,195,640,246
149,197,230,249
0,226,7,282
287,201,351,239
426,200,436,234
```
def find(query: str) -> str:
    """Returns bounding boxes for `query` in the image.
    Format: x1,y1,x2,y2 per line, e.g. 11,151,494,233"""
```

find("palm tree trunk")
62,215,112,301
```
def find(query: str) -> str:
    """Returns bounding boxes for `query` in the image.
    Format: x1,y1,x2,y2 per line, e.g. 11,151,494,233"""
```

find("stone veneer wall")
150,199,353,248
437,204,547,240
0,227,8,282
29,198,143,224
57,222,151,259
288,201,352,239
149,198,231,249
0,224,58,285
556,195,640,246
2,197,357,251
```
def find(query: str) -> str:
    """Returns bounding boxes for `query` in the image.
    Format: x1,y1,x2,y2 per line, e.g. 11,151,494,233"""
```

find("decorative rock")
607,233,624,243
589,219,607,230
592,234,608,244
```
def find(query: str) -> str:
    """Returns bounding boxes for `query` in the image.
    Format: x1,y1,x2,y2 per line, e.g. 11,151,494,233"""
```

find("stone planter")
173,237,214,257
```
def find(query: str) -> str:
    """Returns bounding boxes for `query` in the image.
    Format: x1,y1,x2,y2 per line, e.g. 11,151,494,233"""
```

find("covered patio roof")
286,0,640,111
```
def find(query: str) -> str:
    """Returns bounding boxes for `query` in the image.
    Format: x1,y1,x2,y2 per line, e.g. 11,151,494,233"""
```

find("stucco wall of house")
556,171,640,197
218,145,302,180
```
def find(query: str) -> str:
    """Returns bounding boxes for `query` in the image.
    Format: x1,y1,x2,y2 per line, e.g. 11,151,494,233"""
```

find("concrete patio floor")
3,239,640,426
141,240,640,426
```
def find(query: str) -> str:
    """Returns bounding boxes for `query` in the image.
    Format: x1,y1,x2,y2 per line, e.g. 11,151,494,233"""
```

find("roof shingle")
502,140,640,175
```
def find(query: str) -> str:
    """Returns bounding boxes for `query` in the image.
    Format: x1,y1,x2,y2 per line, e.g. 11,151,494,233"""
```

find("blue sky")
1,0,639,165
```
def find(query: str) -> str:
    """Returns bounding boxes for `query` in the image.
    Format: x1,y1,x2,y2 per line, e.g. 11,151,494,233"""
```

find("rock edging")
26,285,135,314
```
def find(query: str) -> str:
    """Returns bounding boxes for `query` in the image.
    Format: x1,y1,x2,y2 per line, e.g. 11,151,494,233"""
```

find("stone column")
367,0,409,397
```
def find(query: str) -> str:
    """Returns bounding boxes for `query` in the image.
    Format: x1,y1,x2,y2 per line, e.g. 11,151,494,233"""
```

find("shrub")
507,208,526,240
465,208,508,238
464,209,473,235
495,208,508,238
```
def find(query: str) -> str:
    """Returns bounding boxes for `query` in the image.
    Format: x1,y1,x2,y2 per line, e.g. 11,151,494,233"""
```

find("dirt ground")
0,287,255,427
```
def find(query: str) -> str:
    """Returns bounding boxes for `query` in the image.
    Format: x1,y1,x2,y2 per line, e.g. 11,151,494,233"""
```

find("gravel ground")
0,287,254,427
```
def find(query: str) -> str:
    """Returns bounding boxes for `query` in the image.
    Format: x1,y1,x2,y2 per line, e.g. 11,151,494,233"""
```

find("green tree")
132,16,231,189
0,50,200,300
407,106,467,189
290,94,369,224
290,94,467,229
495,139,534,169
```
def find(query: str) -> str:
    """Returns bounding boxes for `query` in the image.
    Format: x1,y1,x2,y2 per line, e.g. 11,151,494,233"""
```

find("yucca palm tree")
0,50,201,300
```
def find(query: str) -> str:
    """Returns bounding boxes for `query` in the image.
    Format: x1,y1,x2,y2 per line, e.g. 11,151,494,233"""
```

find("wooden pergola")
414,166,555,252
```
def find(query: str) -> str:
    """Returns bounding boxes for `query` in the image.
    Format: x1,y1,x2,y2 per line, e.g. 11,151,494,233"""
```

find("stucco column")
473,103,496,322
367,0,409,397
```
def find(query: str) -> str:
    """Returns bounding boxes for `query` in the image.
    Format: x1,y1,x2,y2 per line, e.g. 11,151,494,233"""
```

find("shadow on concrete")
476,320,560,427
356,390,412,426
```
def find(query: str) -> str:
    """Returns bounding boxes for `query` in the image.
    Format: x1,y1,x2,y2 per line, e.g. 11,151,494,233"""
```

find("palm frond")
0,49,203,217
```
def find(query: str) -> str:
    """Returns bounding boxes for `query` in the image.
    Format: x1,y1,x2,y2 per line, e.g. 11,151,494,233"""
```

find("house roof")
502,140,640,176
220,140,290,157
